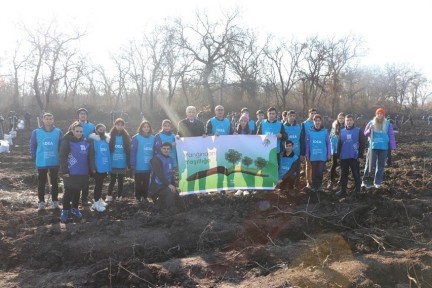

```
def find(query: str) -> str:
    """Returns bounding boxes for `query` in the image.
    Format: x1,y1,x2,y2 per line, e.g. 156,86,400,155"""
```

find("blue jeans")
364,149,387,185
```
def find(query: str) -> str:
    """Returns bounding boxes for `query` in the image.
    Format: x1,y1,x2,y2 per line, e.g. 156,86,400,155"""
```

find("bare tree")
11,41,31,110
229,30,264,101
326,34,364,116
111,54,130,109
174,9,244,110
298,36,329,111
20,20,85,112
263,37,305,110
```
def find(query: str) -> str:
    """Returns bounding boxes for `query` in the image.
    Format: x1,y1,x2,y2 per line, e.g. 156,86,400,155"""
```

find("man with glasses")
300,108,318,189
206,105,233,136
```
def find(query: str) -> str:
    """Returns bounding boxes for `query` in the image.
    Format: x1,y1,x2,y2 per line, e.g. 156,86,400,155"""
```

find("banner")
176,135,278,195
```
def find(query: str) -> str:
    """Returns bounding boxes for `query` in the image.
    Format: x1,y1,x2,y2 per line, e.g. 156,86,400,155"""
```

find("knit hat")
239,113,249,122
375,108,385,116
313,114,322,121
95,123,106,132
76,108,88,115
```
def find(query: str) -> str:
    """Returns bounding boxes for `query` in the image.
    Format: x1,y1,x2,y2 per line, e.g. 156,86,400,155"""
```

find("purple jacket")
364,120,397,150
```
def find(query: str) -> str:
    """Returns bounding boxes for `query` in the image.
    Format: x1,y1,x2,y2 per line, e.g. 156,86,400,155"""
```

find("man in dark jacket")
336,114,366,198
177,106,205,138
149,142,178,212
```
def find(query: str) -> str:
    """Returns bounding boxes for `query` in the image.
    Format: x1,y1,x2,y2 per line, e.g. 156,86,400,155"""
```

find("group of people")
276,107,396,200
30,104,397,222
30,108,179,223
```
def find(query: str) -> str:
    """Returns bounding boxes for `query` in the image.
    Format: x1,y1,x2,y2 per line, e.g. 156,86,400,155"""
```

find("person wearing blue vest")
335,114,366,198
300,108,318,189
76,108,95,206
154,119,178,168
328,112,345,189
29,112,63,210
205,105,233,136
256,107,287,165
149,142,178,212
362,108,397,189
283,110,301,156
88,123,111,212
240,107,257,134
305,114,331,200
277,140,300,194
59,122,90,223
107,118,131,202
131,120,155,203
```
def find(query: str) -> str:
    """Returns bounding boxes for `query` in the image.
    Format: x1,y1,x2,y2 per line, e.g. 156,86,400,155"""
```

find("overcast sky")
1,0,431,78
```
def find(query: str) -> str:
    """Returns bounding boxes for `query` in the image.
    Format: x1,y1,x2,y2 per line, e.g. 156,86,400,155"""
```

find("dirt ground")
0,123,432,288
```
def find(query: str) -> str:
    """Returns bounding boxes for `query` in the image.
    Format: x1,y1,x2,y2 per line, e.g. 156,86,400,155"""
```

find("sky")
1,0,432,78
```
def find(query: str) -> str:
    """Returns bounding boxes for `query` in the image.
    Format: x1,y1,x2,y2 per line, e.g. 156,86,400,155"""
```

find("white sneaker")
117,196,123,201
100,198,108,207
38,202,45,211
374,184,381,189
243,190,250,196
234,190,243,196
51,200,59,209
106,196,113,202
362,182,372,189
93,199,106,212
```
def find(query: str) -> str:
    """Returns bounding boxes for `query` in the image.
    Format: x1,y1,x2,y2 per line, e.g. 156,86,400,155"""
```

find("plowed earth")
0,124,432,287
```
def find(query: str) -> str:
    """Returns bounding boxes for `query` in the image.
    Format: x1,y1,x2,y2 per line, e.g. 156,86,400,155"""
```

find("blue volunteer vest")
210,117,231,135
111,136,127,169
371,120,390,150
82,122,95,139
309,129,328,161
158,132,178,168
302,120,314,137
261,120,283,152
339,127,360,159
248,120,256,133
135,134,154,171
278,154,299,179
93,138,111,173
151,153,174,186
330,134,339,155
68,140,90,175
284,124,301,155
35,128,61,168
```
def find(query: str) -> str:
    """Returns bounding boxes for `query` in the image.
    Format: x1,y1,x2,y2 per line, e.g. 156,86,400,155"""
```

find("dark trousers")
340,158,361,193
93,172,107,201
81,185,89,203
329,154,339,183
37,168,59,202
134,172,150,200
386,149,392,166
63,187,80,210
108,173,125,197
150,185,176,210
279,175,297,190
311,161,326,190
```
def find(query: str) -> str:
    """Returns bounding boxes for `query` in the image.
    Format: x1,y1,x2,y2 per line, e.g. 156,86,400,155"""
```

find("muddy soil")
0,124,431,287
